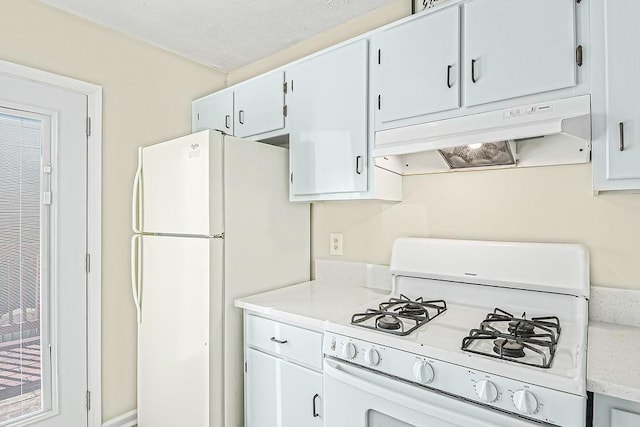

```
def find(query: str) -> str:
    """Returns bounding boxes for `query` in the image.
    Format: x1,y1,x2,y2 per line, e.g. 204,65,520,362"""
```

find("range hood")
373,95,591,174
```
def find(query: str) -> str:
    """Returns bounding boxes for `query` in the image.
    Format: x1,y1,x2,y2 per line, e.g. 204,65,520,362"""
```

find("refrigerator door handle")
131,235,143,323
132,147,143,233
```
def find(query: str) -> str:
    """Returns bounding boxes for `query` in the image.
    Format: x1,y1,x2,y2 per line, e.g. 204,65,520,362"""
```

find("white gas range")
323,238,589,427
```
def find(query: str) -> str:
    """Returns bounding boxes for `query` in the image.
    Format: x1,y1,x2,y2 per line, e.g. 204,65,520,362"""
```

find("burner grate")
461,308,560,369
351,294,447,336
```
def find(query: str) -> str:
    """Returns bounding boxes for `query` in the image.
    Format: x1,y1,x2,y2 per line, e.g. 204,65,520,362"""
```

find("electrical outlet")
329,233,343,256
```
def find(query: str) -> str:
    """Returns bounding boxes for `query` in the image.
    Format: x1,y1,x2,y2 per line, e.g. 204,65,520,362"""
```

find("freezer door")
137,130,223,235
136,235,220,427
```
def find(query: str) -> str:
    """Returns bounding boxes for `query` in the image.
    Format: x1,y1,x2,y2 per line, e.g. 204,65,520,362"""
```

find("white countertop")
234,280,388,330
588,321,640,403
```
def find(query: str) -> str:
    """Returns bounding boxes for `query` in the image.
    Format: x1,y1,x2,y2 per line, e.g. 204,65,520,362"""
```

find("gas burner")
377,315,401,330
508,319,536,337
398,302,426,317
461,308,561,369
351,295,447,337
493,338,525,358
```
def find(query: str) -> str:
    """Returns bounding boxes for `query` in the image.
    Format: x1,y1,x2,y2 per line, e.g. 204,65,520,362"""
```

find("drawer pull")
312,393,320,417
270,337,288,345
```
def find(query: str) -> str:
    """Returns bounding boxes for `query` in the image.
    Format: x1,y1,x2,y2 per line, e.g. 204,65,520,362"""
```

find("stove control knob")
413,361,434,384
475,380,498,403
364,348,380,366
513,390,538,414
342,342,356,360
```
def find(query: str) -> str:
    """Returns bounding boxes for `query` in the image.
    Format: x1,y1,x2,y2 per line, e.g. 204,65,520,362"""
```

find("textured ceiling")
42,0,396,71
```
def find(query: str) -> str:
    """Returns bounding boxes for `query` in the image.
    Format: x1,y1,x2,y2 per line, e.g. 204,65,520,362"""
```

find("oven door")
324,358,544,427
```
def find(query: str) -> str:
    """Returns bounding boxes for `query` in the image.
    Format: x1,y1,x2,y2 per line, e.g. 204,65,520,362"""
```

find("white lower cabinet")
244,314,323,427
246,348,322,427
593,393,640,427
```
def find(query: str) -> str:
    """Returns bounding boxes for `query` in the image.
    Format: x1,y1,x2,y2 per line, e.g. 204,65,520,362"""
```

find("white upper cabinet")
234,71,286,138
192,90,234,135
463,0,577,107
602,0,640,183
371,5,460,129
288,39,369,197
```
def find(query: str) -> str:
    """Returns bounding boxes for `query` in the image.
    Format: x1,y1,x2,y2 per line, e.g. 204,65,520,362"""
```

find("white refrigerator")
130,130,310,427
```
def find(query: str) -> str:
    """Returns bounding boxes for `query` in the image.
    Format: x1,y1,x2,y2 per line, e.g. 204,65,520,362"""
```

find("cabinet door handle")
447,64,453,88
270,337,288,345
225,115,231,129
356,156,363,175
312,393,320,418
619,122,625,151
239,110,245,124
471,59,478,83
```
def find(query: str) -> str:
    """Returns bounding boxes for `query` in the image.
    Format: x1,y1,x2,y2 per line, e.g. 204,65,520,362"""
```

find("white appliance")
324,238,589,426
130,130,310,427
374,95,591,174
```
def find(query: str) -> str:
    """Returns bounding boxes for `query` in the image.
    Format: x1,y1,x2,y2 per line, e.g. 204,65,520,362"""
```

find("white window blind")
0,112,44,422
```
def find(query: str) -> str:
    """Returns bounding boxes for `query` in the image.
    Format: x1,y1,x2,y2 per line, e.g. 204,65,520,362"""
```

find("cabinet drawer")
246,315,323,370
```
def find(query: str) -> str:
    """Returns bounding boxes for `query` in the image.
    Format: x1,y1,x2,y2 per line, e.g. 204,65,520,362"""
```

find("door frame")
0,59,103,427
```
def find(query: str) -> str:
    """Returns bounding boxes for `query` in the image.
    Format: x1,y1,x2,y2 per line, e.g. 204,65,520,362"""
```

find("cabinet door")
246,349,278,427
192,90,234,134
464,0,576,107
246,348,323,427
288,40,368,196
371,5,460,128
235,71,286,138
604,0,640,181
281,356,323,426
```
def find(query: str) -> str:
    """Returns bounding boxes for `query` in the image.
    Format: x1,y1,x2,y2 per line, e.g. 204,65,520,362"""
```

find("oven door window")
368,410,416,427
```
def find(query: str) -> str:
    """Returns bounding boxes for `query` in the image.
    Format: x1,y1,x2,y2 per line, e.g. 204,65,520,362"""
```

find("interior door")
464,0,576,107
288,39,369,196
371,5,460,128
138,129,223,236
134,235,213,427
0,73,88,426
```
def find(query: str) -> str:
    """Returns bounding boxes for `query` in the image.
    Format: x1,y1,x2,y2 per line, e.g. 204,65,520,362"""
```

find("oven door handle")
324,359,507,427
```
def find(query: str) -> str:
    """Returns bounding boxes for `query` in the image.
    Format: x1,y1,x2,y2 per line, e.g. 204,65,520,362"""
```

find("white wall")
313,164,640,289
230,0,640,291
0,0,225,420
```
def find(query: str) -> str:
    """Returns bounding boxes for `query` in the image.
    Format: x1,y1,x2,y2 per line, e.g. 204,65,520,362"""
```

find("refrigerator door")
135,235,222,427
136,130,224,236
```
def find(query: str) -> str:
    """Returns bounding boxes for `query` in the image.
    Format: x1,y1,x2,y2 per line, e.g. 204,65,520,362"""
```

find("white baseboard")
102,410,137,427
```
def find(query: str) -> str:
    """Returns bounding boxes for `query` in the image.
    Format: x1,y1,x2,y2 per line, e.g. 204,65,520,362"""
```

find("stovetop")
326,288,586,395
